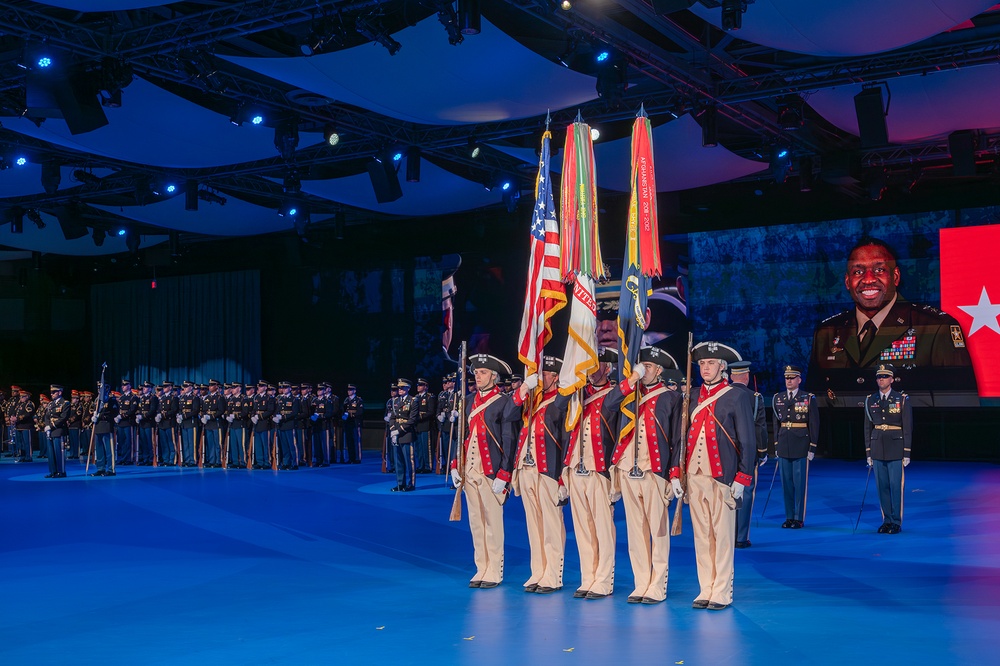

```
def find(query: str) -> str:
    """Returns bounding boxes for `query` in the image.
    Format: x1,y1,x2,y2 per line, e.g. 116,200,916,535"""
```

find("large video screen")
687,209,999,407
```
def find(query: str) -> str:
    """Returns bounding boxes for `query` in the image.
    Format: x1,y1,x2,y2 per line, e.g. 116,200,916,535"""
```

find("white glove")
630,366,642,385
155,414,162,423
391,434,397,445
671,478,683,499
867,457,873,467
450,409,459,421
557,484,569,502
310,414,318,421
91,415,98,423
176,414,183,424
44,426,51,433
758,455,768,467
492,477,506,494
272,415,281,424
114,415,122,424
136,415,142,424
341,413,348,421
523,374,539,390
903,457,910,467
251,415,259,425
610,491,622,503
437,412,445,423
450,469,462,487
383,414,390,423
227,414,235,423
807,451,815,461
201,415,210,424
731,481,745,501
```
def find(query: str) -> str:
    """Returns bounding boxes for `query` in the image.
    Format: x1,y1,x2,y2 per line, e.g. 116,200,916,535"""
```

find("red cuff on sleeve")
495,469,511,483
669,466,681,480
735,471,752,486
620,378,635,396
450,459,457,471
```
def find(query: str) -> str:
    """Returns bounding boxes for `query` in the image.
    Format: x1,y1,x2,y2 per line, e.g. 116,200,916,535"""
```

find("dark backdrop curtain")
90,270,261,386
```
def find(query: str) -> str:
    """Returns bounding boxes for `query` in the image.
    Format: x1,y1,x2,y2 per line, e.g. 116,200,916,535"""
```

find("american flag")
518,131,567,377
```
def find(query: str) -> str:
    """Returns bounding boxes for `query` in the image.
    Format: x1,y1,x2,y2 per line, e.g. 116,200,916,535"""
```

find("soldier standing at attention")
414,378,437,473
342,384,364,464
275,382,300,470
116,379,139,465
201,380,225,467
136,381,158,466
389,379,418,491
864,364,912,534
772,365,818,529
43,385,71,478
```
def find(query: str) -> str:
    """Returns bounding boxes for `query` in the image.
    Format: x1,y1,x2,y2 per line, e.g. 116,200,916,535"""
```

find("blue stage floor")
1,457,997,664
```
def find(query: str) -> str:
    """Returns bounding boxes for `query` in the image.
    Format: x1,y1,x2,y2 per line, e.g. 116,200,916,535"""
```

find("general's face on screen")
845,244,901,317
698,358,724,384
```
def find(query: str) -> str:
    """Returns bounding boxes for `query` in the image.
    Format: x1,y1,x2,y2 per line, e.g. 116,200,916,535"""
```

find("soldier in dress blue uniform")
772,365,819,529
200,380,225,467
136,381,158,465
251,381,275,469
43,385,70,478
389,379,418,491
115,379,139,465
225,383,249,468
382,384,397,473
274,382,299,470
342,384,364,464
296,383,315,466
177,381,201,467
864,363,913,534
90,386,118,476
10,389,36,462
157,382,179,465
414,378,437,473
36,394,50,460
66,390,83,460
728,361,769,548
310,382,333,467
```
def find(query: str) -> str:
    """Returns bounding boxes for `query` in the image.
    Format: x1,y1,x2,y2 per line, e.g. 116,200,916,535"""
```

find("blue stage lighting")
596,51,610,62
777,149,788,159
15,157,27,166
501,181,512,191
37,56,52,68
251,114,264,125
288,207,297,216
165,184,176,194
393,152,403,162
116,228,127,237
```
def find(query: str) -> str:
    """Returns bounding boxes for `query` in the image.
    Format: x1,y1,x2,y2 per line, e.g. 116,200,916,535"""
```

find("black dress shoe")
781,519,794,528
44,473,54,478
104,471,116,476
877,524,889,534
707,602,730,610
790,520,803,529
627,595,643,604
468,580,482,588
524,584,539,593
692,599,710,609
478,581,499,589
585,591,610,600
405,485,415,491
90,470,106,477
735,540,751,549
535,586,561,594
888,523,902,534
55,472,67,478
640,597,663,605
573,589,588,598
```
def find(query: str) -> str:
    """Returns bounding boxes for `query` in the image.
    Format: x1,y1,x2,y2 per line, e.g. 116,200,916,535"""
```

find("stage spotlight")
198,189,227,206
468,138,482,159
25,209,45,229
7,207,25,234
406,147,421,183
778,104,803,131
41,162,61,194
92,227,106,247
323,124,340,146
770,145,792,183
116,228,127,237
459,0,481,35
185,180,199,211
595,50,627,107
73,170,102,185
596,50,610,63
356,15,401,55
432,1,464,45
561,1,572,10
37,56,52,69
502,186,520,213
230,102,266,127
15,156,27,167
721,0,747,31
701,105,718,148
278,199,300,218
274,121,299,160
152,180,178,196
